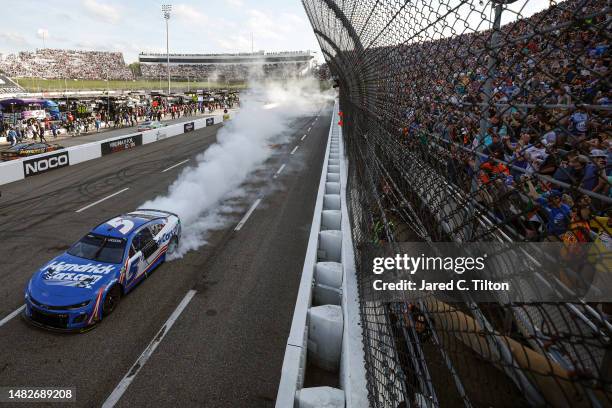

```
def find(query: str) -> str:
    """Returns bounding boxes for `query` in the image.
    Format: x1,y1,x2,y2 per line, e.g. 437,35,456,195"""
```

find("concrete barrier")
276,101,337,408
276,99,367,407
321,210,341,231
313,262,343,306
307,305,343,371
68,143,100,165
296,387,345,408
0,159,24,185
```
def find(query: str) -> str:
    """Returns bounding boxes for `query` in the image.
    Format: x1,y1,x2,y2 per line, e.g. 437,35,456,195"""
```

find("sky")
0,0,322,63
0,0,551,64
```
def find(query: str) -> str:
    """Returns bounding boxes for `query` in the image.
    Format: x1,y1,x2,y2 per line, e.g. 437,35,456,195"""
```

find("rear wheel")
102,285,122,317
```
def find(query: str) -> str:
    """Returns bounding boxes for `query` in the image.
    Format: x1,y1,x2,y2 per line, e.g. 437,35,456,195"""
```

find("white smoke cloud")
142,78,333,258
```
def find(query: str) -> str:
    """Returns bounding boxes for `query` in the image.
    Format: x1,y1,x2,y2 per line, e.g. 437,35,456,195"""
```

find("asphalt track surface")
0,100,333,407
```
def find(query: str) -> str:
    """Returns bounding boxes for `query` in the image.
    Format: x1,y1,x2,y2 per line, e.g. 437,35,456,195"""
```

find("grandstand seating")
0,49,133,80
139,61,310,81
0,49,313,83
138,51,313,81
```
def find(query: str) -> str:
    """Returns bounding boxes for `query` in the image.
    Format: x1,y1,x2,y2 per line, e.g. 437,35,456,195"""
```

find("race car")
1,142,64,161
137,120,166,132
23,209,181,332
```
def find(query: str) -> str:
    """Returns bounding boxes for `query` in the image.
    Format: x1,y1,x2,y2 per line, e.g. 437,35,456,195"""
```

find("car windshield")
141,122,151,126
7,143,29,152
67,233,126,264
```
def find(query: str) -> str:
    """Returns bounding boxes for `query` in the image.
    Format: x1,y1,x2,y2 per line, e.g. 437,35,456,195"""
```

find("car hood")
29,253,121,304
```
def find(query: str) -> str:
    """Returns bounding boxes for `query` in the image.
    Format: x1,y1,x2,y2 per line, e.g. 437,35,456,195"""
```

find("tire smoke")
142,78,333,258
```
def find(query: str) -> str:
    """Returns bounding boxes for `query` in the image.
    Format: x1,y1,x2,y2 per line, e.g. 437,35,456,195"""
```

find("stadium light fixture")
162,4,172,97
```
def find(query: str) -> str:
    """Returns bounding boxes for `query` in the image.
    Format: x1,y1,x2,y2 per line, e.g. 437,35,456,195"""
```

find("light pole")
162,4,172,98
479,0,517,145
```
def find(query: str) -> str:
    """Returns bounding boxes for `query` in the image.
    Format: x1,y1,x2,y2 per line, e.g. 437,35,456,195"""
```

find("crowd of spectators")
140,62,309,81
381,0,610,244
0,48,311,83
1,98,235,148
0,49,133,80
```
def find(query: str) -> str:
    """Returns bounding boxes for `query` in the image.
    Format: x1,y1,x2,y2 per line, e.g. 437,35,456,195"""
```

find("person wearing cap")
532,190,572,238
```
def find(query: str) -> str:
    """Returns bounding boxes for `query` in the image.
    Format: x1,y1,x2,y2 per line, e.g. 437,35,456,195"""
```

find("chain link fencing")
303,0,611,406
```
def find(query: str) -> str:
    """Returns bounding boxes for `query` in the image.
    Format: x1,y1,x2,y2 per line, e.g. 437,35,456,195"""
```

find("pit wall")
0,114,225,186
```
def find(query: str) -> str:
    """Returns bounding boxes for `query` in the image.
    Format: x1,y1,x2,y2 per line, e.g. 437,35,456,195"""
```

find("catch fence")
303,0,611,406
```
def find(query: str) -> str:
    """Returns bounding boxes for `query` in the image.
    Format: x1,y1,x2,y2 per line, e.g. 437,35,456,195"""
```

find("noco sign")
23,151,70,177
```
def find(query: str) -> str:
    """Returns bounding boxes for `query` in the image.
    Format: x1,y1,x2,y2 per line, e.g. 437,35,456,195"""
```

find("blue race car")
24,209,181,332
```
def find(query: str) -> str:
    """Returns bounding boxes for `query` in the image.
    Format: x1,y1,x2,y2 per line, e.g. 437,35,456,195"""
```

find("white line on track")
101,289,197,408
0,304,25,328
273,164,286,179
75,188,130,213
290,146,299,155
301,134,307,141
234,198,262,231
307,127,312,132
161,159,190,173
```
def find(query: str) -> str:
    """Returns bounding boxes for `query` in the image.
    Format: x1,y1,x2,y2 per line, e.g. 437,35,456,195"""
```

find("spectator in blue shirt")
7,127,17,146
534,190,572,237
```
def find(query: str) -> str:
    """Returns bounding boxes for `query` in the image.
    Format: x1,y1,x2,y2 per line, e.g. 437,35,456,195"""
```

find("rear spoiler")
133,208,180,219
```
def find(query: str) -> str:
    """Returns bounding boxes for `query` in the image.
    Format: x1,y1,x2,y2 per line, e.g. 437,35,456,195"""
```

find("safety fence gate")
303,0,611,407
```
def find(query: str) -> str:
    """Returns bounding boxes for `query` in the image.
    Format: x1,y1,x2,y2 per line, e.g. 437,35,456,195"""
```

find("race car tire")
168,236,179,255
102,285,122,317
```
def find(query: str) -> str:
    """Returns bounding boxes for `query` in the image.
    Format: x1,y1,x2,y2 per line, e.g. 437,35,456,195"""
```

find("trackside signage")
101,134,143,155
184,122,194,133
206,118,214,126
23,151,70,177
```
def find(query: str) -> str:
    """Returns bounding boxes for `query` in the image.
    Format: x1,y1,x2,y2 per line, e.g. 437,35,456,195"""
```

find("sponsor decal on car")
23,151,69,177
206,117,214,126
42,261,115,289
45,261,115,274
101,134,143,155
21,148,47,156
42,270,104,289
184,122,195,132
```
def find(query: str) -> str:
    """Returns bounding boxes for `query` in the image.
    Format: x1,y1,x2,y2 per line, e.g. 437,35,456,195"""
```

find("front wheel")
167,236,179,256
102,285,122,317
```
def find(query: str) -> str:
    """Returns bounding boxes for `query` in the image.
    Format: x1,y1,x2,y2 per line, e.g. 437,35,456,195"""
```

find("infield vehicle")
23,209,181,332
1,142,64,161
137,120,166,132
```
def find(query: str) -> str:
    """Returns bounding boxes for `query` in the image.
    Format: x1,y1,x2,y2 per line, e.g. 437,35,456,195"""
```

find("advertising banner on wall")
23,151,69,177
101,134,142,155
